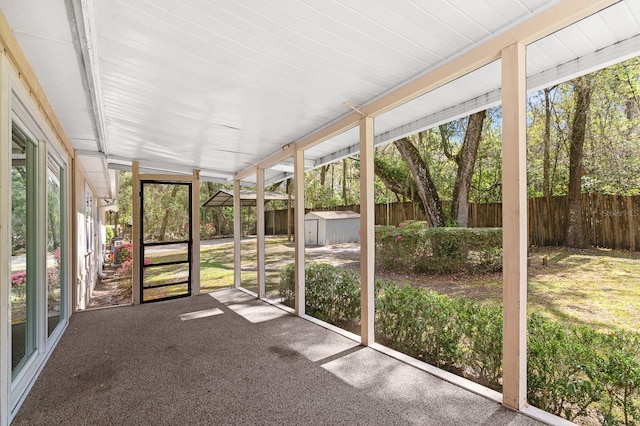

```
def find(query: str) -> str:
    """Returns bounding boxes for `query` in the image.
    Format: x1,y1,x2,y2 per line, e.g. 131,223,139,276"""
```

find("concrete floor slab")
13,289,543,425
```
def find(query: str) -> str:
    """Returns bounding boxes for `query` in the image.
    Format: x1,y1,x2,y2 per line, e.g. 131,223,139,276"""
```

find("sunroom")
2,0,640,424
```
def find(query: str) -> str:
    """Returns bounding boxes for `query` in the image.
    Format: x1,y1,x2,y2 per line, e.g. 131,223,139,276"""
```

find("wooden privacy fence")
265,194,640,250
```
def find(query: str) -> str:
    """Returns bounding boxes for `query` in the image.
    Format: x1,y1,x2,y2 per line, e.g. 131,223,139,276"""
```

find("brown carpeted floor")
12,289,543,425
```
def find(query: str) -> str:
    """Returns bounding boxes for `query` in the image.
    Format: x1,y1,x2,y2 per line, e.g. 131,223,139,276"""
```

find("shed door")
305,219,318,246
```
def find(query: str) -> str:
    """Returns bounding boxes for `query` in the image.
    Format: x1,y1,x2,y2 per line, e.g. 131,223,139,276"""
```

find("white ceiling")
1,0,639,197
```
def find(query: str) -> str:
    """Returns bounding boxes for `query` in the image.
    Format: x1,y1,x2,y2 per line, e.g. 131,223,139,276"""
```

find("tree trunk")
451,110,486,226
543,88,552,197
113,211,120,237
565,76,592,248
158,185,179,241
319,164,329,186
342,158,348,205
394,135,445,227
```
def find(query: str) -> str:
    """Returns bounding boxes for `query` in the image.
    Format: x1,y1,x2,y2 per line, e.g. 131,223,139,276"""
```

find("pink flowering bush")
116,257,151,278
11,271,27,300
47,267,60,288
117,243,133,264
116,259,133,277
11,271,26,286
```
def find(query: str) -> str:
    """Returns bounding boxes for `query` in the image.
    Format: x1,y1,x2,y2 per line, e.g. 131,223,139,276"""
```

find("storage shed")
304,211,360,246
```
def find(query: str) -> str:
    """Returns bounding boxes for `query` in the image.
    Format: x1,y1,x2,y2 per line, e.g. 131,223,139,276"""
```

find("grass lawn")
146,237,640,332
386,246,640,332
527,247,640,332
200,237,296,296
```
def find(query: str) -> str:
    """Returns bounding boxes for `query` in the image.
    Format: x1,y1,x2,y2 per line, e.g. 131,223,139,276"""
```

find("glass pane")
373,106,503,390
240,191,258,294
199,182,234,292
303,148,362,336
143,283,189,302
143,263,190,287
11,123,36,374
142,183,190,243
47,163,62,336
144,243,189,264
265,179,294,300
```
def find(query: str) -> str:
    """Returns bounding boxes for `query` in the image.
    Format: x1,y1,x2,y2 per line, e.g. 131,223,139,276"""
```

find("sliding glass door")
10,123,37,377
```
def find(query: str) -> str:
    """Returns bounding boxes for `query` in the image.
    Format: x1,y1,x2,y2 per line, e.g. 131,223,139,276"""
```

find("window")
86,186,93,252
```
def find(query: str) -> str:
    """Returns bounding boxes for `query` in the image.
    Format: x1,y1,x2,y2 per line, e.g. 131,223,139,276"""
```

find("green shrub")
457,299,503,390
278,262,360,332
279,262,640,424
597,330,640,425
278,263,295,307
375,281,465,370
376,225,502,274
528,314,603,422
106,226,114,243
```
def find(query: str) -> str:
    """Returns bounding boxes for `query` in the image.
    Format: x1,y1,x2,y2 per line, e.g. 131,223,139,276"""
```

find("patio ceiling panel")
2,1,639,195
89,0,571,180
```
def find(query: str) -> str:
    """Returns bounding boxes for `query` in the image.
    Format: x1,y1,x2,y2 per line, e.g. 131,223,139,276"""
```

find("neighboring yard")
197,237,640,332
384,246,640,332
91,237,640,333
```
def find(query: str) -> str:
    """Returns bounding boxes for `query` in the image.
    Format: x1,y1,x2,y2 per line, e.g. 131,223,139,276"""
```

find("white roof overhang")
1,0,639,193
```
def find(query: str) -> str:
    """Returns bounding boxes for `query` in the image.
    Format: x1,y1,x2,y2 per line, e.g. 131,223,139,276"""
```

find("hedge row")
279,262,640,425
279,263,360,333
375,223,502,274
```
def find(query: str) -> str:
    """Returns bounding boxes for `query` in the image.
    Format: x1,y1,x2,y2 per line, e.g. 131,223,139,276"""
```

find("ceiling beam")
528,32,640,92
67,0,109,155
235,113,360,181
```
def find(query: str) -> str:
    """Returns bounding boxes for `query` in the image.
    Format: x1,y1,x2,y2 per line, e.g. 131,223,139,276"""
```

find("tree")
158,184,179,241
373,154,419,205
450,110,486,226
542,87,554,197
393,134,446,227
374,111,487,227
565,75,593,247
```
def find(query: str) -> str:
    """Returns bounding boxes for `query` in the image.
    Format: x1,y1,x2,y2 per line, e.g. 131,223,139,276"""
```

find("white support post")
359,116,375,345
132,161,141,305
233,179,241,288
294,149,305,316
71,158,78,313
501,42,528,411
256,168,266,298
191,169,200,295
